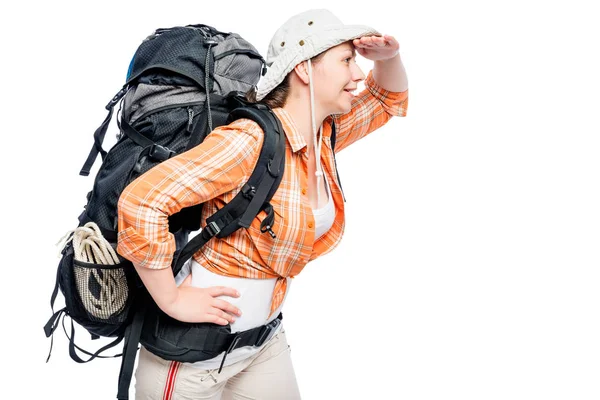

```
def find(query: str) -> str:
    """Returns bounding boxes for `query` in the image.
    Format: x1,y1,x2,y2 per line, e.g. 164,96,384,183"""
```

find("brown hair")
245,52,327,108
246,74,290,109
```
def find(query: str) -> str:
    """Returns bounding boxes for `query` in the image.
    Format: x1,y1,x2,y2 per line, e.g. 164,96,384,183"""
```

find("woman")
117,8,408,400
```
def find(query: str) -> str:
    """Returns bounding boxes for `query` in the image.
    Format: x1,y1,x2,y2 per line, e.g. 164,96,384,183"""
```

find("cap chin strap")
307,59,324,207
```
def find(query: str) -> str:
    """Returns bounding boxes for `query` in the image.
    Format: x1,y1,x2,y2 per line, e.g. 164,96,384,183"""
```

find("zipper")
186,108,195,133
214,49,265,62
135,101,204,124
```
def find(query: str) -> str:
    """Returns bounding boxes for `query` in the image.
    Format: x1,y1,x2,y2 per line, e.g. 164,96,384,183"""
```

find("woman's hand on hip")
165,274,242,325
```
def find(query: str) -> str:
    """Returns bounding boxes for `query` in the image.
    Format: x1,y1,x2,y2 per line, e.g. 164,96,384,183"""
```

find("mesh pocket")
61,222,136,333
73,260,131,324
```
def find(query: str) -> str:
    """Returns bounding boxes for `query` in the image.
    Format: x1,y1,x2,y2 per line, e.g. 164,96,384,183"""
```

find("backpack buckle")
204,221,221,237
255,317,281,347
241,184,256,199
148,144,175,161
105,87,128,110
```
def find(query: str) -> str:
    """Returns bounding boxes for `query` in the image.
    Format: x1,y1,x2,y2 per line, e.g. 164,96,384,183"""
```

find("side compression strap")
80,87,128,176
117,306,146,400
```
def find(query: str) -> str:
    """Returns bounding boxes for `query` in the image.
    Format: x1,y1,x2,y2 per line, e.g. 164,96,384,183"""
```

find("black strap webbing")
216,312,282,373
330,120,337,151
79,109,113,176
329,122,346,202
228,107,285,228
79,87,128,176
120,118,153,149
172,227,214,276
117,307,146,400
44,260,66,362
66,318,124,363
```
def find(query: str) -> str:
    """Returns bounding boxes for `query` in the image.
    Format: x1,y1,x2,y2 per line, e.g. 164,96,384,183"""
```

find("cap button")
299,40,305,46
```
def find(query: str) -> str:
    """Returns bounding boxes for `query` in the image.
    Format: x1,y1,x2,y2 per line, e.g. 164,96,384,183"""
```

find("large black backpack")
44,24,287,399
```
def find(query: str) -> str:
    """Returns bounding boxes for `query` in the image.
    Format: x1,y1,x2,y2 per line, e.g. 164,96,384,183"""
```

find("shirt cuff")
117,226,175,270
364,71,409,117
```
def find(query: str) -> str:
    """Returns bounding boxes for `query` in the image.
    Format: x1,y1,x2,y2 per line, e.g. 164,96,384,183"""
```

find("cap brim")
256,24,379,101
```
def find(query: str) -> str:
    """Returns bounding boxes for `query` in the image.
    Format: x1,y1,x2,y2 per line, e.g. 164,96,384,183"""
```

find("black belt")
216,313,283,372
139,308,283,372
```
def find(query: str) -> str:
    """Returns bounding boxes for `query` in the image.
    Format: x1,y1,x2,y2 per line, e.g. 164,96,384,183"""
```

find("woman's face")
312,42,366,115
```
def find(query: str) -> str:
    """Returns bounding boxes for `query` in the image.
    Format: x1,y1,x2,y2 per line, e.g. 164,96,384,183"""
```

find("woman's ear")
292,61,311,85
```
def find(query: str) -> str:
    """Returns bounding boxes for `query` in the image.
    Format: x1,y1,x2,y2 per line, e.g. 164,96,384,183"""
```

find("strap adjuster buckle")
255,317,281,347
148,144,175,161
105,87,128,110
204,221,221,237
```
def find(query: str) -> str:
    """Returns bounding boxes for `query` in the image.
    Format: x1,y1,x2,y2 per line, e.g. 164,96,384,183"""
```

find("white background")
2,0,599,399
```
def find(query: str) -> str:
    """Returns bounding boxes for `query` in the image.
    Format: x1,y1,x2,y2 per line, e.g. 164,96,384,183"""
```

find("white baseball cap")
256,9,379,101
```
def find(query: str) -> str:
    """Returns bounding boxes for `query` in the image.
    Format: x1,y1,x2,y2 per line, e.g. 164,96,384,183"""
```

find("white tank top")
313,175,336,240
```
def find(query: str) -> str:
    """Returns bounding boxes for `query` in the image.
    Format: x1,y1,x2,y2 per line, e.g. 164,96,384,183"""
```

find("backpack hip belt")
140,306,283,371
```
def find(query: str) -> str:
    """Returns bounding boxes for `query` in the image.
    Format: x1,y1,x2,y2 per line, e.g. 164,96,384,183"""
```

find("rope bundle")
60,222,128,320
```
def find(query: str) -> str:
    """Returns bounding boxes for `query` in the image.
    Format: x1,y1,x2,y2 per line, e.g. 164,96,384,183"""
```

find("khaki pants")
135,328,301,400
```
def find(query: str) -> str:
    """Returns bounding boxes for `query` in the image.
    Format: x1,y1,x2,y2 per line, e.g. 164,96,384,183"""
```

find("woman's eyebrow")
344,48,356,57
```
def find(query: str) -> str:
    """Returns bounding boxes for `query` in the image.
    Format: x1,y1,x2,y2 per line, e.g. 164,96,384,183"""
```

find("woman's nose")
352,63,366,82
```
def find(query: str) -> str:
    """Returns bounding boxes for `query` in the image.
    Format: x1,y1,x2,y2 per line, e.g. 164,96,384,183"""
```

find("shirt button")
301,188,307,195
308,222,314,229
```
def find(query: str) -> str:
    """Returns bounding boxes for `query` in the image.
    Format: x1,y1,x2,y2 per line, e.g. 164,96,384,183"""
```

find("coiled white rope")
58,222,127,320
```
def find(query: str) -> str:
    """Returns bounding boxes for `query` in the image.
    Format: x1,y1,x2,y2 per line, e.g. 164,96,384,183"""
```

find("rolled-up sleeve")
332,70,408,152
117,119,263,270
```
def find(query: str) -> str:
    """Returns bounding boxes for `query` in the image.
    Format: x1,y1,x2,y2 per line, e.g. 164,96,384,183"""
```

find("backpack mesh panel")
213,55,263,94
86,104,204,232
128,28,211,89
73,261,129,323
88,139,144,232
212,34,264,94
58,242,137,337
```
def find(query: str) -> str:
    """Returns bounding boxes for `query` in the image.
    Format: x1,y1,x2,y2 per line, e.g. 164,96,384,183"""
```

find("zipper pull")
260,204,276,239
133,155,147,173
262,225,276,239
186,108,195,133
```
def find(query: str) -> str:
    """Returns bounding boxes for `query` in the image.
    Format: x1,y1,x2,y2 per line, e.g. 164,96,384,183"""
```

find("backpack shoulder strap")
328,120,346,202
330,119,337,152
171,102,286,275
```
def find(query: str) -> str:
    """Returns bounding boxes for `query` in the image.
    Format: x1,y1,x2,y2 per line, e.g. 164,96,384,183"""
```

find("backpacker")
44,24,287,400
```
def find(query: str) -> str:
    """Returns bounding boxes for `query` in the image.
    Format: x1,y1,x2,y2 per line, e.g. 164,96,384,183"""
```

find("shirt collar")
273,108,306,153
273,108,335,153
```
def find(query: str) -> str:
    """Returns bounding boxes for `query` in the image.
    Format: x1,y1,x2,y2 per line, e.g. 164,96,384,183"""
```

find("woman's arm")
134,265,242,325
117,120,263,270
358,35,408,92
117,119,264,323
374,55,408,92
331,34,408,152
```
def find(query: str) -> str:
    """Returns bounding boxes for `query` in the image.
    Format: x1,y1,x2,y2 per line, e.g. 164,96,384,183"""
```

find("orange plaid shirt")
117,71,408,316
